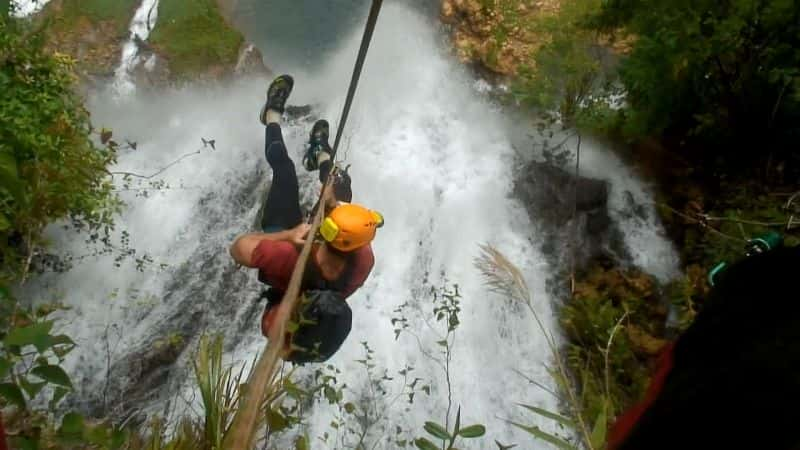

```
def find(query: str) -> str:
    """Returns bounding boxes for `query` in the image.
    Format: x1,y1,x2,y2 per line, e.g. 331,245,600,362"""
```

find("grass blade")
517,403,577,429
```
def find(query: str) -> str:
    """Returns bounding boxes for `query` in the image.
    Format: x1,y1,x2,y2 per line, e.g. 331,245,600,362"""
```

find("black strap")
330,0,384,160
302,251,355,293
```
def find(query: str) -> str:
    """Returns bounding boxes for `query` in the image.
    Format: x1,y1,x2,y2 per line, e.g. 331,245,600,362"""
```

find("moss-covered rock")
441,0,560,77
39,0,139,78
148,0,244,81
562,262,669,419
37,0,257,85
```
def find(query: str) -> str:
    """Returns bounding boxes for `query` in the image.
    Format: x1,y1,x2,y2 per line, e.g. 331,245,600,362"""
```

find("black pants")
261,123,352,232
261,123,303,232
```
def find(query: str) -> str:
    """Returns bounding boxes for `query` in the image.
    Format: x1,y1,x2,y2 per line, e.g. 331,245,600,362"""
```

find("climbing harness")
224,2,384,449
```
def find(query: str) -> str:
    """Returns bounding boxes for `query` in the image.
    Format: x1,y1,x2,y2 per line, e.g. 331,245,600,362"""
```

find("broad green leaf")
0,382,25,408
518,403,577,429
424,421,451,441
31,364,72,388
509,421,574,450
50,386,69,409
344,402,356,414
0,152,18,180
59,412,84,438
4,321,55,352
61,413,84,433
15,436,38,450
294,435,309,450
111,428,127,450
267,408,289,433
414,438,439,450
19,377,46,398
0,152,23,201
323,386,337,404
0,213,10,232
0,356,10,379
590,403,608,450
459,424,487,438
86,423,111,445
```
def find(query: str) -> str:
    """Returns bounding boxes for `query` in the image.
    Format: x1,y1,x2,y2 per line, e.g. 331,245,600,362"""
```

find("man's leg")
261,123,304,231
259,75,304,232
303,119,353,202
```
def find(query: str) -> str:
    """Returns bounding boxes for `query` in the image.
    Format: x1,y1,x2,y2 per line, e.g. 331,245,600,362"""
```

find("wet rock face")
234,43,272,77
41,0,127,81
514,160,620,268
440,0,560,78
128,39,269,89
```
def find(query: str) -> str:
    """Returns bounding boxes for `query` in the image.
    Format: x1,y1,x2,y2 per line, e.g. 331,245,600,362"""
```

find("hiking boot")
259,74,294,125
303,119,333,171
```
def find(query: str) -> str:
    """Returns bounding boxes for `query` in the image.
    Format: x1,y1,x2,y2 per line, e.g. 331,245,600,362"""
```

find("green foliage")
660,182,800,331
0,288,76,409
561,272,662,426
416,407,485,450
510,0,618,130
592,0,800,155
0,284,128,449
670,183,800,268
193,334,240,449
507,413,574,450
392,284,489,449
0,19,120,282
477,245,641,450
149,0,244,79
44,0,139,35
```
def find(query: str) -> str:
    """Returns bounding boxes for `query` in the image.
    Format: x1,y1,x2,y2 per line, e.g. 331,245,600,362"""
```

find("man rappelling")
229,75,383,363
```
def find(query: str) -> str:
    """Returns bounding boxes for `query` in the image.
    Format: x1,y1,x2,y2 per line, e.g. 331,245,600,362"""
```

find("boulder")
234,43,272,77
514,160,618,268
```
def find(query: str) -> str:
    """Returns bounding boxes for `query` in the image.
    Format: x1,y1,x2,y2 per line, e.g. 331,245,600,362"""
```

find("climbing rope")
331,0,383,160
570,134,582,294
224,2,383,449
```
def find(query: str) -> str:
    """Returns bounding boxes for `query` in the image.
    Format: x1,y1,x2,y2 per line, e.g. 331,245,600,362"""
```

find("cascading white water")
10,0,52,17
26,3,679,448
577,139,680,282
112,0,160,97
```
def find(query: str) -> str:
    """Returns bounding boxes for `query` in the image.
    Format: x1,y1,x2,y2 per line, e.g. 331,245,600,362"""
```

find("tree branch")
108,147,204,180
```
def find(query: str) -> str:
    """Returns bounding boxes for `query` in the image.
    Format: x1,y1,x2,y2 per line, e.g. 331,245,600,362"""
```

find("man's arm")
229,224,310,267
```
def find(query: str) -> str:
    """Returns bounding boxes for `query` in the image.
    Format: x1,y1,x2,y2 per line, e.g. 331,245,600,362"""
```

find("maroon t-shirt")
251,240,374,299
0,411,7,450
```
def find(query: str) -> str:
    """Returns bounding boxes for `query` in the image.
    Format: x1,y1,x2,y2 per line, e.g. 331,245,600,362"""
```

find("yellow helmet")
319,203,383,252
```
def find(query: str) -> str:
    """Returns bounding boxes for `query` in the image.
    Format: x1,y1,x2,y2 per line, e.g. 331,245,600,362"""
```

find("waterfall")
112,0,160,97
26,3,678,448
10,0,52,17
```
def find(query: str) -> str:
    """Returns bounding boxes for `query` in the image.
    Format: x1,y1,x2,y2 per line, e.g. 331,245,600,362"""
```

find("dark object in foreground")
609,245,800,450
285,290,352,364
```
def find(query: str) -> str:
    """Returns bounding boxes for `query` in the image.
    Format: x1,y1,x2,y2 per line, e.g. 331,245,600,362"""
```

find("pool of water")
231,0,437,71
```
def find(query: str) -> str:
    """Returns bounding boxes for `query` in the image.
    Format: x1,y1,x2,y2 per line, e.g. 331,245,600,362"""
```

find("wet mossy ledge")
37,0,259,84
39,0,140,78
148,0,244,80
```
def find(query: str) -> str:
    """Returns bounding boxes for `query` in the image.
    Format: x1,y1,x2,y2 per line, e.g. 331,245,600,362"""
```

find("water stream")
24,2,678,448
112,0,160,96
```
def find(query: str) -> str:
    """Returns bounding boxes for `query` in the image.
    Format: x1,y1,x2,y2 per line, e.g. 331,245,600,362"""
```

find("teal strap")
708,262,728,287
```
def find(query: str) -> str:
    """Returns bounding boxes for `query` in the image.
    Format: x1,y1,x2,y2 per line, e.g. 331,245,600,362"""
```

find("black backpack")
286,289,352,364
